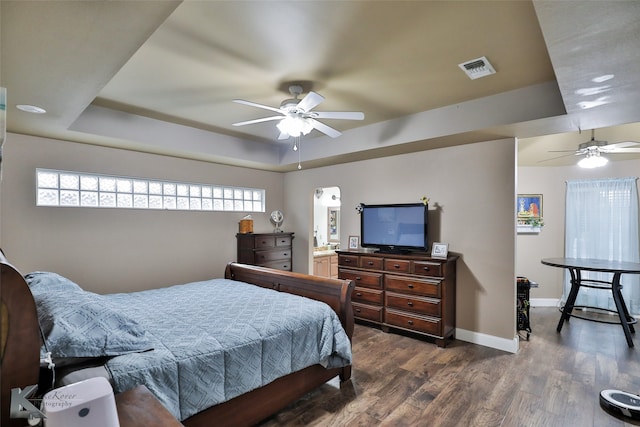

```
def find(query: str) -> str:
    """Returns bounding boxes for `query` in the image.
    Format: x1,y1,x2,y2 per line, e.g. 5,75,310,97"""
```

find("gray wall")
1,132,519,347
0,133,285,293
284,138,518,342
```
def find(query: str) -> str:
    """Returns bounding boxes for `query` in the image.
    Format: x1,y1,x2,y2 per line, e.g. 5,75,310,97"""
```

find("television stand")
336,250,457,347
375,248,411,255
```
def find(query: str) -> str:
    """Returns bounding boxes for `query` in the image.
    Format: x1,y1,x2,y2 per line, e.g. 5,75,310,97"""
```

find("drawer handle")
407,301,413,306
356,292,362,297
407,320,414,325
283,253,288,256
367,261,374,265
355,308,361,313
356,276,362,281
407,284,414,289
394,264,401,269
423,266,430,271
345,259,352,263
280,240,287,243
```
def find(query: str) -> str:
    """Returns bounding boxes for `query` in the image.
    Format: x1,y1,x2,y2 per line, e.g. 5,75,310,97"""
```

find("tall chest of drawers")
236,232,294,271
337,250,457,347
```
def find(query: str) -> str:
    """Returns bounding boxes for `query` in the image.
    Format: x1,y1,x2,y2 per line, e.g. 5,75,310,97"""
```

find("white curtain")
564,177,640,314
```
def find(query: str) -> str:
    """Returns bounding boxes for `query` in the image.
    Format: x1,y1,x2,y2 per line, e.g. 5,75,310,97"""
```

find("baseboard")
455,298,560,353
530,298,559,307
455,328,519,354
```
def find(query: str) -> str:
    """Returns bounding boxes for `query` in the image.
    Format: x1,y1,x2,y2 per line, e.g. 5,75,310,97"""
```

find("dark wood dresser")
236,232,294,271
337,250,457,347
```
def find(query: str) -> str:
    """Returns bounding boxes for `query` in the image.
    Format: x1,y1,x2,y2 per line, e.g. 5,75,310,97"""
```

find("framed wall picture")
348,235,360,250
431,242,449,259
517,194,542,219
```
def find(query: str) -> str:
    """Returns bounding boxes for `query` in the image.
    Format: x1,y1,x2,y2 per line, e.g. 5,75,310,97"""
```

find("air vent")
458,56,496,80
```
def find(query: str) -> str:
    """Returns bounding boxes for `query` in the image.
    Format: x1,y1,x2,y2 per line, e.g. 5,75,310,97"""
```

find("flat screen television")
360,203,428,253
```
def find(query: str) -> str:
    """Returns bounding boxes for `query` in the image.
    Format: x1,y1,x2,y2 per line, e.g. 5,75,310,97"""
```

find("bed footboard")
224,262,355,338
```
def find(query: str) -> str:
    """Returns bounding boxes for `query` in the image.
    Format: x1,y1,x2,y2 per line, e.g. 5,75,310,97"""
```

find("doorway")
312,186,341,277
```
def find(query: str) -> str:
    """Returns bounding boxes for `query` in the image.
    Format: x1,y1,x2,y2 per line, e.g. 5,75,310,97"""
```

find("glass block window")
36,168,265,212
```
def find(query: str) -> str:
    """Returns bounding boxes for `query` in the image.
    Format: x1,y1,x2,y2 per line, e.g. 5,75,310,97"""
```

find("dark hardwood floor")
259,307,640,426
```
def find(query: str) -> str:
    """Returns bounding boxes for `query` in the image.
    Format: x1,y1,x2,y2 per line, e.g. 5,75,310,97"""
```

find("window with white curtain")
36,168,265,213
564,177,640,314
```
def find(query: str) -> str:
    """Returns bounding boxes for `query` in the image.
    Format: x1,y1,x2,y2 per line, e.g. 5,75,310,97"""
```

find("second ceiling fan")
544,129,640,167
232,85,364,140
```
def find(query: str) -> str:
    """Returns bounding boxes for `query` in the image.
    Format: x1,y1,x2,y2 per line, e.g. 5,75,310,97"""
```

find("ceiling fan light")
277,116,313,138
578,152,608,168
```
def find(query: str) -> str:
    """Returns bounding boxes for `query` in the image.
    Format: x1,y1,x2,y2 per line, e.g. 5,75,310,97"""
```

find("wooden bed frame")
0,254,354,427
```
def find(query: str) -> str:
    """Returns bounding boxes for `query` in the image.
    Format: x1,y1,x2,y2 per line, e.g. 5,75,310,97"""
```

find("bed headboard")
1,250,42,427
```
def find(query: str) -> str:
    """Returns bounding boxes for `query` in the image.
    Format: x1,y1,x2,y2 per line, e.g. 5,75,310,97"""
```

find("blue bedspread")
102,278,352,421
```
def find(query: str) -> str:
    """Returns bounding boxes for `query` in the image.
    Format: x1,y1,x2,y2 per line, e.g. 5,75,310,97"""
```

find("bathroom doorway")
312,186,341,278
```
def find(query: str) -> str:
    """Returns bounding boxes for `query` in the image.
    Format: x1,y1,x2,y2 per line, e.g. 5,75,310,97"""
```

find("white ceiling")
2,1,640,171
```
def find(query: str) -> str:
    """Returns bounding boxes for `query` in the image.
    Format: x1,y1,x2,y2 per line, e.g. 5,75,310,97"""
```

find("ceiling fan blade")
537,152,580,163
277,131,290,140
606,148,640,153
297,91,324,112
313,111,365,120
233,99,283,114
604,141,640,150
310,119,341,138
232,116,284,127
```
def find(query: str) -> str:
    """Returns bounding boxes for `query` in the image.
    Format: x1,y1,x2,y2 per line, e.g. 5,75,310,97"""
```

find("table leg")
611,272,635,347
557,267,580,332
616,282,635,334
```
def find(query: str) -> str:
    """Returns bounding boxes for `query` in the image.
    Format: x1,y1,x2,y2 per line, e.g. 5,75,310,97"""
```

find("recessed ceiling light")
16,104,46,114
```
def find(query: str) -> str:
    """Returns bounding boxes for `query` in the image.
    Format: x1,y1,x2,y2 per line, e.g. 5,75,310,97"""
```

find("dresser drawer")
384,275,441,298
255,248,291,262
384,258,411,273
339,269,383,289
353,287,383,305
254,236,275,248
385,308,441,336
385,292,441,317
352,302,383,323
338,254,359,267
258,260,292,271
275,235,292,247
413,261,443,277
360,256,384,270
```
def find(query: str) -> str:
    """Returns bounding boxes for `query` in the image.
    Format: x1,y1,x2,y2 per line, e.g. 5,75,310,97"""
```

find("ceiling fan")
543,129,640,168
232,85,364,140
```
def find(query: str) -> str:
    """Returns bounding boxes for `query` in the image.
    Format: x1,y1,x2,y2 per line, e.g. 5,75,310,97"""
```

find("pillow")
25,271,83,295
25,272,153,359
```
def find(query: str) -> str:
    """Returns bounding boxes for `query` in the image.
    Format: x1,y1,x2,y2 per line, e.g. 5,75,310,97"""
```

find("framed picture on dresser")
431,242,448,259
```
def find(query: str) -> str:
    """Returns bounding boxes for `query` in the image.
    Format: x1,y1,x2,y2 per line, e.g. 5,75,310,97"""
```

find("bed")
0,252,355,427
